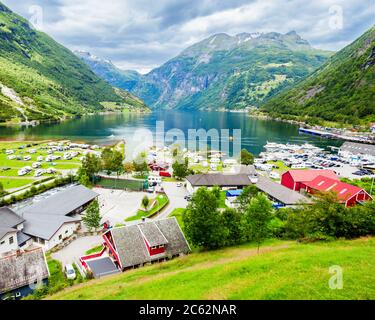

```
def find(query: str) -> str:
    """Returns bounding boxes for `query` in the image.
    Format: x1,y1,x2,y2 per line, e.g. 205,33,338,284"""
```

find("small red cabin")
80,218,191,275
281,170,339,191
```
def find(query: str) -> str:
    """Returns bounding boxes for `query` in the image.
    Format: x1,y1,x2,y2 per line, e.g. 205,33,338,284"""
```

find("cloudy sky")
3,0,375,73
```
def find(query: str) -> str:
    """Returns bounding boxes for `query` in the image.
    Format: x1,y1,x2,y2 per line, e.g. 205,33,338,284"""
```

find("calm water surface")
0,111,342,156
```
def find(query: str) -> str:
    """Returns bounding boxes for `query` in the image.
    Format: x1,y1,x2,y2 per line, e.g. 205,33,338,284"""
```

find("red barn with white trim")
281,170,339,191
303,175,372,207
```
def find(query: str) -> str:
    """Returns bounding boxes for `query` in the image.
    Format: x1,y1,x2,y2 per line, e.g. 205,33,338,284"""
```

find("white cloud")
2,0,374,73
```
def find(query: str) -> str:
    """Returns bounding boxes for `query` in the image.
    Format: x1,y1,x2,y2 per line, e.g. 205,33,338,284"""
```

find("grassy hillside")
0,2,148,124
262,25,375,125
49,237,374,300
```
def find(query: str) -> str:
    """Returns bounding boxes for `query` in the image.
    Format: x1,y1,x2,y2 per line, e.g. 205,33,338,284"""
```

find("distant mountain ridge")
77,31,332,111
74,51,141,91
262,25,375,125
0,2,148,124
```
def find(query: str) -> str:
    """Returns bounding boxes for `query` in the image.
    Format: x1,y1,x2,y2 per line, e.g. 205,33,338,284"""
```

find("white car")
23,155,32,161
32,162,42,169
269,171,280,179
34,169,45,177
64,264,76,280
18,169,27,176
176,182,183,187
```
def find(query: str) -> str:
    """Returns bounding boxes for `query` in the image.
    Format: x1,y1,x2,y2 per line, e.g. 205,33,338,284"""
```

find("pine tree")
82,200,101,231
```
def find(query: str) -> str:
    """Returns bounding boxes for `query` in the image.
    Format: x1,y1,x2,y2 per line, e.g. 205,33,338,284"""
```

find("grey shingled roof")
0,227,17,241
22,213,81,240
111,225,151,268
18,185,98,216
0,207,25,240
0,207,24,228
186,173,252,187
138,222,168,247
110,218,190,269
155,218,191,256
0,247,49,294
340,142,375,157
256,176,312,205
17,232,31,246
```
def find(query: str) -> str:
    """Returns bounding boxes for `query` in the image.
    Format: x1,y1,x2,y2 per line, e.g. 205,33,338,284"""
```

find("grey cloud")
2,0,374,73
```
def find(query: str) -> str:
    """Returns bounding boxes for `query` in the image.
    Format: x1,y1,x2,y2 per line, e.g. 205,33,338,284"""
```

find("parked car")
64,264,76,280
176,182,183,187
159,171,171,177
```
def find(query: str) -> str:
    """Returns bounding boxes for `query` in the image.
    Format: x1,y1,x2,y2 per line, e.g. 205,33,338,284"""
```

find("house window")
9,237,14,245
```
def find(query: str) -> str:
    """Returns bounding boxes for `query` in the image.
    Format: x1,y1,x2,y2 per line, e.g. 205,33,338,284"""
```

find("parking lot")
51,235,102,266
95,188,150,225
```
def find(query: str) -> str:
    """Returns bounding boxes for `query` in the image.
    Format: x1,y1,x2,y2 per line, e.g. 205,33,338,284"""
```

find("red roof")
284,170,338,182
304,175,364,202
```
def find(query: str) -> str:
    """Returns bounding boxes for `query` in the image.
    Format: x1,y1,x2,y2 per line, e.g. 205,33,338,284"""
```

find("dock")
299,127,375,145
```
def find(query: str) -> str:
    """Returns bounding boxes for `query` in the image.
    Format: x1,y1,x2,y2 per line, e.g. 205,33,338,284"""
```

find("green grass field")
0,141,82,191
169,208,186,228
267,160,291,174
0,178,34,189
48,237,375,300
126,194,169,221
85,245,104,255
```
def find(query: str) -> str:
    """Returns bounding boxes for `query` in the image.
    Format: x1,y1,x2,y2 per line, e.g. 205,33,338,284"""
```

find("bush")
281,193,375,241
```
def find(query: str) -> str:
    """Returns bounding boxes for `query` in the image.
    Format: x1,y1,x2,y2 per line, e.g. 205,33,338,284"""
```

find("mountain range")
0,2,148,124
262,25,375,125
76,31,332,111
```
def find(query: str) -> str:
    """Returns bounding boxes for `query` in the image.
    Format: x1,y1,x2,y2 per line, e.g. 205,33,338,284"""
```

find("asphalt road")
51,235,102,266
157,181,189,219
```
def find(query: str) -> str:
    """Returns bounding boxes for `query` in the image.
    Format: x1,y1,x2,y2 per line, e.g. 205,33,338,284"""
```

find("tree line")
182,186,375,251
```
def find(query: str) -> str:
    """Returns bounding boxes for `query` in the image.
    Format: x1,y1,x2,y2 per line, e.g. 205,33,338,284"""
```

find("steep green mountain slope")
262,25,375,125
85,32,331,110
74,51,141,91
0,2,147,124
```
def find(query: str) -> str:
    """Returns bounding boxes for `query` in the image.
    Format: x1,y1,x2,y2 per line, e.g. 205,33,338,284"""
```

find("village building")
224,176,312,208
16,184,98,250
302,175,372,207
256,176,313,208
0,246,49,300
0,207,33,255
339,141,375,158
80,217,190,278
281,170,339,192
186,165,257,193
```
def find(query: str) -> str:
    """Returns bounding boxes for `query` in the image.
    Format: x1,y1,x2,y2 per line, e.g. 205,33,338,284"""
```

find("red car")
159,171,171,177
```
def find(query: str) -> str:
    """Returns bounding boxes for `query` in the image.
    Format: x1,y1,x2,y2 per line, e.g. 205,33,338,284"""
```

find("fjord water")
0,111,342,155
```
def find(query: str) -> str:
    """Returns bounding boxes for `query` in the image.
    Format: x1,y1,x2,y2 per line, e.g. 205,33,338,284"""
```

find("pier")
299,127,375,145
